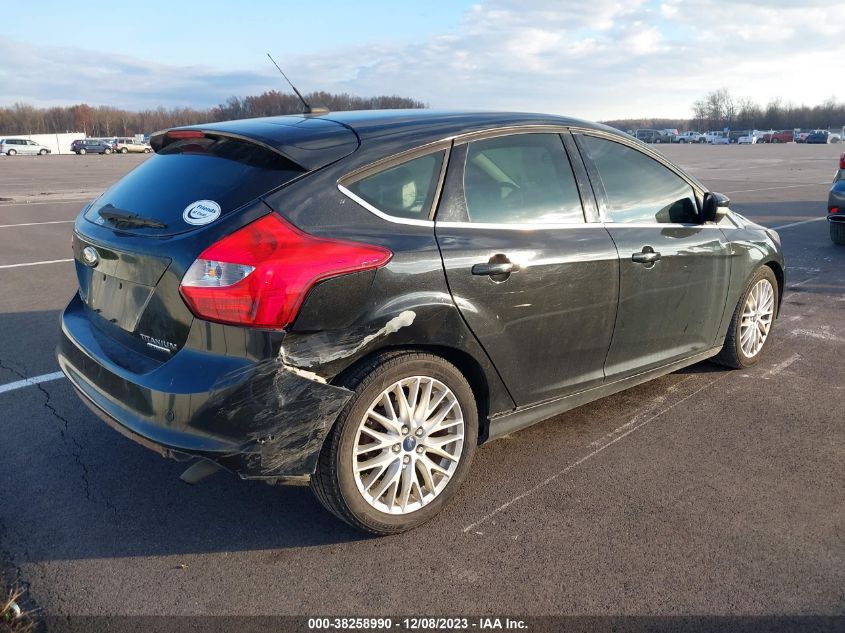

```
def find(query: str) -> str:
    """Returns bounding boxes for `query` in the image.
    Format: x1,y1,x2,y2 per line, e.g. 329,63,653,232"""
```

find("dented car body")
58,110,784,531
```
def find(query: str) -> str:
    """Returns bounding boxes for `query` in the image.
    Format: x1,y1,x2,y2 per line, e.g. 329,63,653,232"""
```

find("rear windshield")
84,136,304,235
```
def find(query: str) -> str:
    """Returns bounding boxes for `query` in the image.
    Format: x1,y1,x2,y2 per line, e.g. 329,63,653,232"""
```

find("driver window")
463,134,585,224
579,135,698,224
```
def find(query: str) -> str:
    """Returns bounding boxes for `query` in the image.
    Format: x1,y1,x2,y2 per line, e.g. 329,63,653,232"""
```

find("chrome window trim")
338,141,451,226
436,220,591,231
451,125,572,145
337,184,435,227
434,220,723,231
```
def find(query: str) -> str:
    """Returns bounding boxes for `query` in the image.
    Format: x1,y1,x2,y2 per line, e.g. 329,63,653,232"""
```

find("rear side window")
463,133,584,225
579,135,698,224
347,152,445,221
84,135,304,235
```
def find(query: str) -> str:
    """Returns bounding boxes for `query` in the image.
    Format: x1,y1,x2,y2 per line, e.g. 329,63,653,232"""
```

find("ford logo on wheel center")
182,200,221,225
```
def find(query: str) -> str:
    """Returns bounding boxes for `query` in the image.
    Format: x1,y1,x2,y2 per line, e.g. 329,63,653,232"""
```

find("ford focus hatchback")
58,110,785,534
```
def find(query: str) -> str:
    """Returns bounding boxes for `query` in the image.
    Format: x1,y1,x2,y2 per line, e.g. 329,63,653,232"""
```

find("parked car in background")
676,131,706,144
71,139,114,155
761,130,794,144
0,138,51,155
57,110,785,534
805,131,830,144
829,153,845,245
661,129,680,142
114,137,153,153
737,134,756,145
634,129,670,144
705,132,729,145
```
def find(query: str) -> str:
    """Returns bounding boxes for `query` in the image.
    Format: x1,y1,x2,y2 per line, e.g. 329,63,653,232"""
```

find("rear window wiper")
98,207,167,229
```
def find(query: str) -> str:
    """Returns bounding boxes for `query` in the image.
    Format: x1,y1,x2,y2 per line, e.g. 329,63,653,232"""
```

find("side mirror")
703,191,730,223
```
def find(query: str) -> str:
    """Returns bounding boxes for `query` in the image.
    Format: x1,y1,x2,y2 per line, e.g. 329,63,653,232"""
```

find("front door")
575,133,731,379
435,132,619,406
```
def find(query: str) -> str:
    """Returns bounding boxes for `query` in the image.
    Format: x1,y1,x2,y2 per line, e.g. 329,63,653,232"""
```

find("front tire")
120,147,128,154
311,351,478,535
830,220,845,245
38,149,47,155
79,148,86,155
103,148,112,155
713,267,778,369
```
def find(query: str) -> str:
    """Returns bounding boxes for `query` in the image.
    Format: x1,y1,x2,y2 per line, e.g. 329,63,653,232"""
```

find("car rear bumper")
57,293,353,478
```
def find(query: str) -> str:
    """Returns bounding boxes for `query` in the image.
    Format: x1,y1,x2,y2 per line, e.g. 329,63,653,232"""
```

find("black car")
58,110,785,534
71,139,113,155
805,131,829,145
829,153,845,244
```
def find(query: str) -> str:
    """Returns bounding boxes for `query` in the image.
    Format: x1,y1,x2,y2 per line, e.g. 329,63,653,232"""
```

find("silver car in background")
0,138,51,155
113,137,153,153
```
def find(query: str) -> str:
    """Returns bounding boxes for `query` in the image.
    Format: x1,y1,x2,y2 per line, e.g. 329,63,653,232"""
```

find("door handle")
472,262,516,276
631,247,661,264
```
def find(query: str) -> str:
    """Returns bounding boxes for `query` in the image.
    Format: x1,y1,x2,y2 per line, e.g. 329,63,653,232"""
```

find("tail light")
831,208,839,214
179,213,392,328
839,154,845,170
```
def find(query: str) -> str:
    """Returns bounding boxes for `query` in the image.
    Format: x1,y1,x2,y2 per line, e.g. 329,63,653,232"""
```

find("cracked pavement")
0,147,842,622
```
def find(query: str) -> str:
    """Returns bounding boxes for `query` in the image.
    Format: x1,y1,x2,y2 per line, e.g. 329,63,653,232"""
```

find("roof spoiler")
150,116,359,171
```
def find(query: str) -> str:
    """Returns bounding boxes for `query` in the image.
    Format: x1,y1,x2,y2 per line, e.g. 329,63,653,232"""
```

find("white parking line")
462,373,728,534
762,353,802,380
769,217,826,230
0,259,73,269
0,220,74,229
0,371,65,395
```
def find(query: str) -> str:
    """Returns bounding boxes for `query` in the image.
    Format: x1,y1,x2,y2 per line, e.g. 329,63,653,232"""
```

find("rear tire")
120,147,128,154
713,266,779,369
7,149,15,156
830,220,845,245
311,351,478,535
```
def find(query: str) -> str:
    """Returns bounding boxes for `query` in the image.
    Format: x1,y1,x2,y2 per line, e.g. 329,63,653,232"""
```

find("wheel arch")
763,260,784,315
331,344,494,444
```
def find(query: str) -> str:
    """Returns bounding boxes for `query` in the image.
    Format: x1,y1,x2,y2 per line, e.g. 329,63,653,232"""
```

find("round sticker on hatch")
183,200,221,225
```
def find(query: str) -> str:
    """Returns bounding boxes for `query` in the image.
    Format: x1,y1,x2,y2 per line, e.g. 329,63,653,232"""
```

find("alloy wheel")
740,279,775,358
352,376,464,515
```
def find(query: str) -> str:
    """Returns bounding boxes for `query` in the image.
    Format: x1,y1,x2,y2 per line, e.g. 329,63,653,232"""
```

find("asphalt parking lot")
0,145,843,622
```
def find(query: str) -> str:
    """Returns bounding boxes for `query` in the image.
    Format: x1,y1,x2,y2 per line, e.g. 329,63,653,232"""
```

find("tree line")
603,89,845,133
0,90,428,137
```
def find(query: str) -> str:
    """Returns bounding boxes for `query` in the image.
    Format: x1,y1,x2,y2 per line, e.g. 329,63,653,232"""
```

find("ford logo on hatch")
81,246,100,267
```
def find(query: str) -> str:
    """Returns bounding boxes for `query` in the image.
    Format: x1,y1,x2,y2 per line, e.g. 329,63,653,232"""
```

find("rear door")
574,132,731,379
435,131,619,406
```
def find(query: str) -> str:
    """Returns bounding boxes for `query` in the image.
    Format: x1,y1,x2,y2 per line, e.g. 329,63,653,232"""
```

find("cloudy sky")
0,0,840,120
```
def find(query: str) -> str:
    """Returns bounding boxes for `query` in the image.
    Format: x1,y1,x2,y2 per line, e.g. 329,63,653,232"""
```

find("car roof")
161,109,623,171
